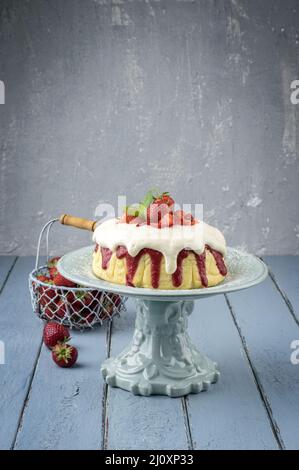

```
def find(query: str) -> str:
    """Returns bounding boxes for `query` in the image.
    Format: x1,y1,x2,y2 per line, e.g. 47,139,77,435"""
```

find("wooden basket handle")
59,214,97,232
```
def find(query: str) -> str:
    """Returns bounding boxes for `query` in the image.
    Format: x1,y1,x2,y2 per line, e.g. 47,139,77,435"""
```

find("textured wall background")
0,0,298,256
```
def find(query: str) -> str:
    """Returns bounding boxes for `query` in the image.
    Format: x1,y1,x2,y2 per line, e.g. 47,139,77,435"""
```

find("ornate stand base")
101,299,219,397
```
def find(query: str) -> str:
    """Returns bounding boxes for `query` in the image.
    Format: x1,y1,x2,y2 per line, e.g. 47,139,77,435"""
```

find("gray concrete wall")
0,0,298,256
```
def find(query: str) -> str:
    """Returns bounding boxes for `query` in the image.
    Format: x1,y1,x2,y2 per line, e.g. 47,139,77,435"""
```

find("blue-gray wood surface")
0,255,298,450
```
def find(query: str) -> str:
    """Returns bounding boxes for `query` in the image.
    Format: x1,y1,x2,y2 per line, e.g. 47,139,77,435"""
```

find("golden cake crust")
92,246,226,289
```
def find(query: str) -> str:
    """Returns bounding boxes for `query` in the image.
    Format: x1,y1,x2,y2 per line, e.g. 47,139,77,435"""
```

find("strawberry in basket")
47,256,77,288
36,275,59,320
66,290,98,324
53,272,77,288
47,257,60,279
36,258,77,321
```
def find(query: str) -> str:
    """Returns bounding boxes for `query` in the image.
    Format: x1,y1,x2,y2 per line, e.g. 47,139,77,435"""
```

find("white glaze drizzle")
93,218,227,275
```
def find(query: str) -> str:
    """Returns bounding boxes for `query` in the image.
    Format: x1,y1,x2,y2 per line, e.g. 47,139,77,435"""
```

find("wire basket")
29,219,127,329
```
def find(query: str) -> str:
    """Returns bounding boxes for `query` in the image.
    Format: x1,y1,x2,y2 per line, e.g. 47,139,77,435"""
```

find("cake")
92,191,227,289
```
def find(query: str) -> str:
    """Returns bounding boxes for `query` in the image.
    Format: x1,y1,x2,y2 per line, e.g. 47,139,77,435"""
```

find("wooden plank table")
0,256,298,450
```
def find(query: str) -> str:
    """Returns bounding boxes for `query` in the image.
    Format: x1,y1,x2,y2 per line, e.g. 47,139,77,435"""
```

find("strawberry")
146,202,170,226
37,276,58,307
37,274,51,283
43,322,70,349
79,312,95,325
43,305,55,321
101,294,120,319
182,213,197,226
173,210,185,225
129,216,144,225
111,294,121,307
159,212,174,228
153,192,174,209
47,257,60,279
173,210,198,226
120,212,137,224
52,343,78,368
53,272,77,288
146,191,176,226
54,299,67,319
67,291,94,310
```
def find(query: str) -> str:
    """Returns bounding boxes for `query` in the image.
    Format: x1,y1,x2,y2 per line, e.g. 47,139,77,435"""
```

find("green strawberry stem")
123,189,172,220
53,343,73,363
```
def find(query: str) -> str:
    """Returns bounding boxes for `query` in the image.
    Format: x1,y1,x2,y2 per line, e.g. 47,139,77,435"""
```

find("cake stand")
58,247,268,397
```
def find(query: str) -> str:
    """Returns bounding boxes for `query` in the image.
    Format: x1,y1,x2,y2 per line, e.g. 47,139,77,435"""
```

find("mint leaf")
140,190,155,208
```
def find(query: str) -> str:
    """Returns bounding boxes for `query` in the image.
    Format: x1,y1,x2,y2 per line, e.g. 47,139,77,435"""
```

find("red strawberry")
43,322,70,349
43,305,55,321
48,269,57,279
182,213,197,226
173,210,185,225
173,210,198,226
48,256,60,266
79,312,95,325
111,294,121,307
146,202,170,226
54,299,67,319
146,192,175,226
53,272,77,288
159,212,174,228
47,257,60,279
129,216,144,225
67,291,94,311
37,277,58,307
153,192,175,209
52,343,78,368
37,274,51,283
120,212,137,223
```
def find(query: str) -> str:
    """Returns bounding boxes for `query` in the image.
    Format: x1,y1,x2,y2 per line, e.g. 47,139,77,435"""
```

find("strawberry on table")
52,343,78,368
53,272,77,288
43,322,70,349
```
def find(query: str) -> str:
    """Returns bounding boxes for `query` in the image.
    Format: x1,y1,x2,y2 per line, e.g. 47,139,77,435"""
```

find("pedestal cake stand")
58,247,268,397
